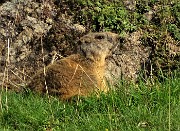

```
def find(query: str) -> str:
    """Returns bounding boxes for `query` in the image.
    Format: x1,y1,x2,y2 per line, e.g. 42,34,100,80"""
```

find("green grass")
0,1,179,131
0,75,179,131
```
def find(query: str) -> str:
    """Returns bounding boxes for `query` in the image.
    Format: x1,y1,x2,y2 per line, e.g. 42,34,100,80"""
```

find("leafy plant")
168,24,180,40
167,3,180,40
73,0,137,34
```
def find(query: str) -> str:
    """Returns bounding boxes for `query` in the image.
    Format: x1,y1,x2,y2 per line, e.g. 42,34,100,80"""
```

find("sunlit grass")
0,74,179,131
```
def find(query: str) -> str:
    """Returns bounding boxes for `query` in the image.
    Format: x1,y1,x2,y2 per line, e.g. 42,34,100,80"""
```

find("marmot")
27,32,119,100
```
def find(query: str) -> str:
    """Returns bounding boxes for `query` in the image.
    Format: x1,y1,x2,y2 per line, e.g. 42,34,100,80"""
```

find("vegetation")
0,0,179,130
60,0,180,36
0,72,179,130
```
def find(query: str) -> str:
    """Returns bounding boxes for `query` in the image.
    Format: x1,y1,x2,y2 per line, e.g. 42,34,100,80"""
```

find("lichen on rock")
0,0,56,90
105,31,151,85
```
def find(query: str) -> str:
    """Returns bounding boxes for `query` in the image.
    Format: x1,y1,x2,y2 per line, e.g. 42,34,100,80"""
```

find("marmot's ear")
106,32,119,43
80,34,91,44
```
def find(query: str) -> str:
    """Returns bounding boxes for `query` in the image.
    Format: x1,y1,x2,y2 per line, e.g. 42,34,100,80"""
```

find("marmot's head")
79,32,120,63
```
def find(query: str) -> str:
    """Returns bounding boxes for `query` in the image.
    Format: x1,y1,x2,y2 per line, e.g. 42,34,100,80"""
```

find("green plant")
0,74,179,130
73,0,137,34
167,3,180,40
167,24,180,40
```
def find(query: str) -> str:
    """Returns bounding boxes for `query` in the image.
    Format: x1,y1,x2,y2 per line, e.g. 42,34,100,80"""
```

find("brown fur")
28,32,119,100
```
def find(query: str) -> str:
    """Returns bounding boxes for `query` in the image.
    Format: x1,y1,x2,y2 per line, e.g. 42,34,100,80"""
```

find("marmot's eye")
84,41,89,44
95,35,105,39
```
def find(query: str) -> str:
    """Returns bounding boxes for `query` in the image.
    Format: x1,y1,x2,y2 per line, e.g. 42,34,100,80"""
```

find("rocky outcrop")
0,1,179,93
105,31,150,84
0,0,85,90
0,0,152,90
0,0,56,90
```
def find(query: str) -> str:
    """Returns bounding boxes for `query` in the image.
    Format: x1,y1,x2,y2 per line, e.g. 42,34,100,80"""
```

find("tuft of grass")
0,74,179,131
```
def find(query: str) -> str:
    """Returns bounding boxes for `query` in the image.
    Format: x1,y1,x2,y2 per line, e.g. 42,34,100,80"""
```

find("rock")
0,0,56,89
105,31,151,84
